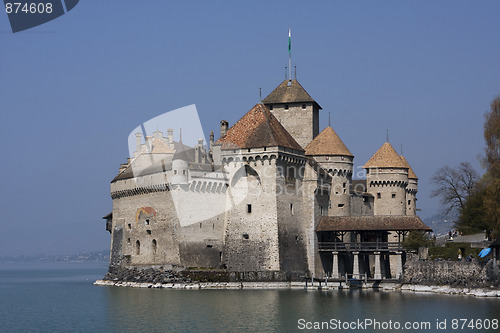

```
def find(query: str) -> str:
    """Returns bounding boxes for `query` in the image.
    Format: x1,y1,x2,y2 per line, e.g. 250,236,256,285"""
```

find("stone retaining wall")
403,260,500,288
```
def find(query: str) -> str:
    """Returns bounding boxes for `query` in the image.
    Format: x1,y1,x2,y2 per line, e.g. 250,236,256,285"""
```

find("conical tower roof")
305,127,353,157
400,155,418,180
217,104,303,151
262,79,322,109
363,142,407,169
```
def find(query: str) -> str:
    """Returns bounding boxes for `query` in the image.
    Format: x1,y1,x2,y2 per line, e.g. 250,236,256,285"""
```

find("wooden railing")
318,241,403,252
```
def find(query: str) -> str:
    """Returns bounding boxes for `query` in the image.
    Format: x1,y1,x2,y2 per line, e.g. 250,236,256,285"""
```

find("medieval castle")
103,76,431,281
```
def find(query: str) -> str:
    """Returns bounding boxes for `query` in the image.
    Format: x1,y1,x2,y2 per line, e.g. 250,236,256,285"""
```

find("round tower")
363,142,408,216
305,126,353,216
171,149,189,184
400,155,418,215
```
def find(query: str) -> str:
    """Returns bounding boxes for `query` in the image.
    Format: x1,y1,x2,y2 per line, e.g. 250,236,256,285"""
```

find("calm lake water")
1,262,500,332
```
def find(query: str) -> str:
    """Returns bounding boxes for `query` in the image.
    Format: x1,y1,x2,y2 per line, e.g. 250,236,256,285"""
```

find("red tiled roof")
363,142,407,169
217,104,304,151
305,126,353,157
400,155,418,180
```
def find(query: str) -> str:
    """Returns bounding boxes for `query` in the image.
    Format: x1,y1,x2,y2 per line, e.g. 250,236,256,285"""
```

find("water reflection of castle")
104,76,430,280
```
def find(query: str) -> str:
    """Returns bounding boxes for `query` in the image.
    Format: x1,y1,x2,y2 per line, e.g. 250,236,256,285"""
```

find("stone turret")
305,126,353,216
262,79,321,148
217,103,308,274
171,148,189,184
400,155,418,215
363,142,408,216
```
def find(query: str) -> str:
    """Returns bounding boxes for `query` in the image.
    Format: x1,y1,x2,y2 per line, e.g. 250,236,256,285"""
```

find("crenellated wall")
366,167,408,216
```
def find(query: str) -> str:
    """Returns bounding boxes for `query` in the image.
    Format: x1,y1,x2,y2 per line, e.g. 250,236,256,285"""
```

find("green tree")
484,97,500,237
402,231,432,251
457,176,489,235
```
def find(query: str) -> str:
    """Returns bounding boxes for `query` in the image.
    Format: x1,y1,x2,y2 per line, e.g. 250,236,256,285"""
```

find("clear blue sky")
1,1,499,256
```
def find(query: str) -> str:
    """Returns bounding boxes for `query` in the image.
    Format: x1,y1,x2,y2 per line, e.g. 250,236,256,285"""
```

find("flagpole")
288,28,292,80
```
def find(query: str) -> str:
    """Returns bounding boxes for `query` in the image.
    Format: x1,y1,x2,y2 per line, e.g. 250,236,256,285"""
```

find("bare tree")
431,162,479,217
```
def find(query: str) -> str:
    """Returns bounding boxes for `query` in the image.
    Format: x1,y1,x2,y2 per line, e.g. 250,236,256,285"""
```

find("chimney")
195,138,204,163
165,128,173,150
220,120,229,138
209,131,214,149
135,133,142,155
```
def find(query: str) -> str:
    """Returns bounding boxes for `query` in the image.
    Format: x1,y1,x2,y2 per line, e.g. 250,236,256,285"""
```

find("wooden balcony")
318,241,404,252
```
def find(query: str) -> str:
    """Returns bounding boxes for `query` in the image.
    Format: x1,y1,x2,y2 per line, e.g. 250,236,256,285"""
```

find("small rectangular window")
392,193,396,198
242,233,249,239
174,170,177,175
128,224,132,230
408,200,411,205
269,105,273,110
377,193,381,199
285,104,289,110
183,170,186,175
247,204,252,213
146,230,151,235
338,204,344,208
302,104,306,109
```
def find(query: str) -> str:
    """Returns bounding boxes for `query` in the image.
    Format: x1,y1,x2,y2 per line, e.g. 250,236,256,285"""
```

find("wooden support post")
374,251,382,280
332,251,340,279
353,251,360,279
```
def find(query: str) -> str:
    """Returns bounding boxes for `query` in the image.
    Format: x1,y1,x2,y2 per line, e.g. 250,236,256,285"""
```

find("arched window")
136,240,140,255
152,239,157,255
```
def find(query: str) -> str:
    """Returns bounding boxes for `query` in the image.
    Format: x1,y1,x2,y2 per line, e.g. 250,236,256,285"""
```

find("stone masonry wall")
269,103,319,148
403,260,500,288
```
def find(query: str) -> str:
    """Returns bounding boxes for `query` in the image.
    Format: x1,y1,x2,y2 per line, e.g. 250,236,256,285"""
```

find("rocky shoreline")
96,264,500,298
94,278,500,298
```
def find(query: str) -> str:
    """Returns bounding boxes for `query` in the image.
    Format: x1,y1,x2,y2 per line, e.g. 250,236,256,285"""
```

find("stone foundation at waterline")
103,266,295,284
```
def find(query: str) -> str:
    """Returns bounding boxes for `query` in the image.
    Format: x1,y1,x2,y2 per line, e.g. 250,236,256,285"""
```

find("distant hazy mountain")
0,250,109,263
423,214,455,237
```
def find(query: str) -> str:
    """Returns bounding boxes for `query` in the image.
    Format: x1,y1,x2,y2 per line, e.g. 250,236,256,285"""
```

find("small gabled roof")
400,155,418,180
216,103,303,151
363,142,407,169
305,126,353,157
262,79,322,109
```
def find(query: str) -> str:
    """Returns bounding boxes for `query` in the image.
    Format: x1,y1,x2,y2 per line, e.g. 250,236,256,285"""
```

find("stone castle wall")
269,103,319,148
222,159,281,271
110,172,229,269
